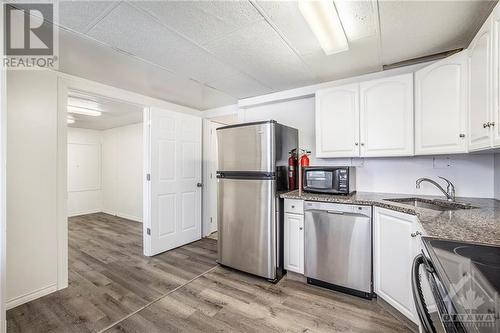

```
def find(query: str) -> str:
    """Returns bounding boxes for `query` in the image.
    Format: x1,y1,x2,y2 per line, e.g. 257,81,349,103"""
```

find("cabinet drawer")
284,199,303,214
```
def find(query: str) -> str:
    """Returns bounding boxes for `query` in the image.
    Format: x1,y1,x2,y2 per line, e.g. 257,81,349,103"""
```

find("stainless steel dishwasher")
304,201,373,299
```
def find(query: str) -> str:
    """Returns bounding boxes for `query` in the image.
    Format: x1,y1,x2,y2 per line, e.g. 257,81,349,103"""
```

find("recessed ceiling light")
67,106,102,117
67,118,75,124
299,0,349,55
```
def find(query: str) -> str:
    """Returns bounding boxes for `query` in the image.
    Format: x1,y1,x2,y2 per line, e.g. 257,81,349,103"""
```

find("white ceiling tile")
379,0,495,65
251,1,321,56
59,28,236,110
201,85,240,110
334,0,377,41
134,0,263,45
58,1,119,33
302,35,382,82
87,2,242,84
203,20,317,91
207,73,273,99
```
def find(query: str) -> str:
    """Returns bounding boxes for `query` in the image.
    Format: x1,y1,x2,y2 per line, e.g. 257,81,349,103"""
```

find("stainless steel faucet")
416,176,456,202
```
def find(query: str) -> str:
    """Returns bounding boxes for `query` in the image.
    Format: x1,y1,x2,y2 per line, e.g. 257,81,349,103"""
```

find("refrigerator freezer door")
217,122,274,173
218,177,276,279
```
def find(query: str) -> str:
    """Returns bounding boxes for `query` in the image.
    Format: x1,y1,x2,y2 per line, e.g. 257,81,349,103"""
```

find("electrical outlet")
433,157,452,169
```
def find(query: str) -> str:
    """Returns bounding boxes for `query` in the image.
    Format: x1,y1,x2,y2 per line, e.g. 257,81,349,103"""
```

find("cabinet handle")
355,142,359,146
299,227,303,230
459,133,465,138
411,231,422,238
484,123,488,128
361,143,365,146
491,122,496,127
291,205,295,208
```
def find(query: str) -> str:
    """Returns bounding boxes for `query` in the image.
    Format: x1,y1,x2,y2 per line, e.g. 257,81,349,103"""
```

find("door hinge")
147,228,151,235
146,173,151,181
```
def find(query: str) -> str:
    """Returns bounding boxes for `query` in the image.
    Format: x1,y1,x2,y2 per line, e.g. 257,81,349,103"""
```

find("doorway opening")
203,114,238,241
67,89,144,224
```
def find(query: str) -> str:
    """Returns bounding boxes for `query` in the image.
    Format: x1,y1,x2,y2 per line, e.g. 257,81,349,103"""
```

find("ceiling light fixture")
67,96,101,111
67,106,102,117
67,118,75,124
299,0,349,55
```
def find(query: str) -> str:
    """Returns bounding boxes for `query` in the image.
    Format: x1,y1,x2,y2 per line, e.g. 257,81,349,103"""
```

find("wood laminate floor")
7,213,411,333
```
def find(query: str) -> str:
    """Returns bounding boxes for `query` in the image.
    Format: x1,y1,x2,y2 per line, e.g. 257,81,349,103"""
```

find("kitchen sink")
384,198,476,211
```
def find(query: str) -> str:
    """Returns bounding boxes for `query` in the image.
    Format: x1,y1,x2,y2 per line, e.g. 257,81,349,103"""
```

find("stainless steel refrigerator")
216,120,298,281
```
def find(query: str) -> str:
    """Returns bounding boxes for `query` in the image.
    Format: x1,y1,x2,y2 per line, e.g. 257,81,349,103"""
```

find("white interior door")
144,107,202,256
208,121,221,234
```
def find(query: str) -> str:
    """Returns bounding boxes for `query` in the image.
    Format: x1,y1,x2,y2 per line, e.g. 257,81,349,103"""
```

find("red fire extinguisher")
288,149,297,190
300,150,310,168
299,150,311,190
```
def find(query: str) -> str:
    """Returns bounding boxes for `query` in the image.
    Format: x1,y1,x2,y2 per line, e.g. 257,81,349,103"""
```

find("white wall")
495,154,500,200
6,67,179,309
67,128,102,216
102,123,143,222
7,71,59,308
240,98,495,198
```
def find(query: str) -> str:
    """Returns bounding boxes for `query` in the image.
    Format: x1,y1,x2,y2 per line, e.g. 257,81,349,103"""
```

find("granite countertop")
280,190,500,246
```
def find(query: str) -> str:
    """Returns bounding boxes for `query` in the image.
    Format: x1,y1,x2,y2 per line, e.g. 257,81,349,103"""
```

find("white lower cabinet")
284,212,304,274
373,207,421,324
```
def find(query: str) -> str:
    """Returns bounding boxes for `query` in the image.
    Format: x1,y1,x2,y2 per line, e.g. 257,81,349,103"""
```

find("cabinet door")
415,51,468,155
468,20,493,151
284,213,304,274
360,74,414,157
315,84,360,158
492,5,500,147
373,207,418,323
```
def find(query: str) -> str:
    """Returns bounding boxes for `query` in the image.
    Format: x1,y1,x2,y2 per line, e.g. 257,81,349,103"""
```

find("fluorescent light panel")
67,96,101,111
299,0,348,55
67,106,102,117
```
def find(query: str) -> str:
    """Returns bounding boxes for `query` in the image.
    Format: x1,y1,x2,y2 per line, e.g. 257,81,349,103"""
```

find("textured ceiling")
46,0,497,110
67,90,144,130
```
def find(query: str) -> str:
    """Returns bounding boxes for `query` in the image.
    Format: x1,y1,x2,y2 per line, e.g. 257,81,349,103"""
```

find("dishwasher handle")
326,210,344,215
305,208,371,219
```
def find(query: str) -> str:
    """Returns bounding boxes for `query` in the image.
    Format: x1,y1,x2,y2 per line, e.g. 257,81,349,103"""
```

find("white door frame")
55,73,201,292
0,5,7,329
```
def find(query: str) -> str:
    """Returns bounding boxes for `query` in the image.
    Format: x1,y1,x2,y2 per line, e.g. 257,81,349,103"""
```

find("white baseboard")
6,283,57,309
101,209,142,223
68,208,102,217
117,213,142,223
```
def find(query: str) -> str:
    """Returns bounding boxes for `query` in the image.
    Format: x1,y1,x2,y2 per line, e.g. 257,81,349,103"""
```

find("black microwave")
303,167,356,195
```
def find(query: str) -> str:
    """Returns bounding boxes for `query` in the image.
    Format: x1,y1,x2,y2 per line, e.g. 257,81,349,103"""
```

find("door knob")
197,183,203,188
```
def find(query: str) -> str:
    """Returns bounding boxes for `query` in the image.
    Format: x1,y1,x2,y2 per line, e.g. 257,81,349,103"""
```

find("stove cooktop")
422,237,500,333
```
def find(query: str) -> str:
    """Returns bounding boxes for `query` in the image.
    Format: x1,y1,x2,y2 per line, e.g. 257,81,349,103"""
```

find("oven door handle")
412,254,437,333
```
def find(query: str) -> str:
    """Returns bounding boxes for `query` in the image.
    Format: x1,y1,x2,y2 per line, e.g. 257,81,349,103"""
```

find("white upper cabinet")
415,51,468,155
491,5,500,147
468,16,493,151
315,84,360,158
360,74,414,157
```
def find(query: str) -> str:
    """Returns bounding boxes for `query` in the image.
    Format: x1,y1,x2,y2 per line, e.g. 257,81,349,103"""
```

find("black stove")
413,237,500,333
